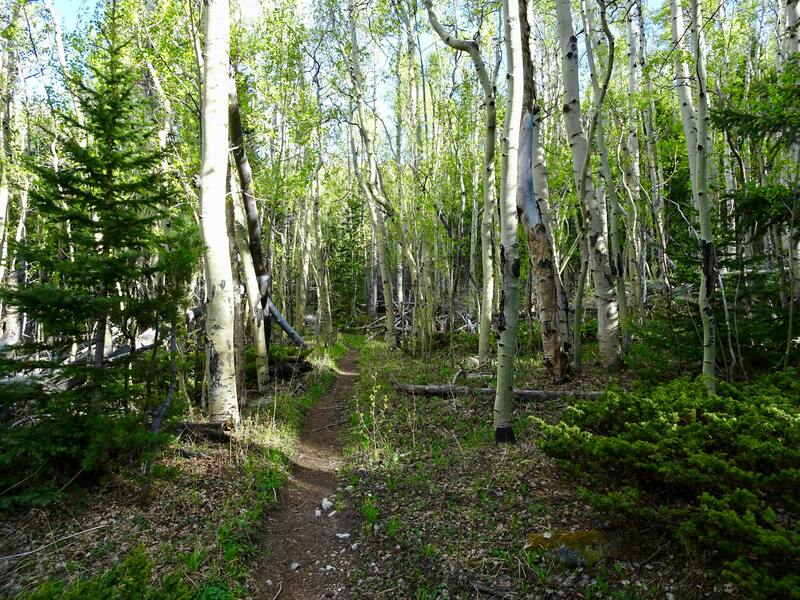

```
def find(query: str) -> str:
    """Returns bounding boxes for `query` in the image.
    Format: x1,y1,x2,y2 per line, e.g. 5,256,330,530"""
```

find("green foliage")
0,3,201,508
21,545,235,600
537,373,800,598
20,546,199,600
711,56,800,146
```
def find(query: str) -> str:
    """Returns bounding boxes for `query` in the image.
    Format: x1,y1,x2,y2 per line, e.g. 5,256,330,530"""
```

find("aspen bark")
671,0,698,197
231,178,269,392
519,0,570,382
347,10,395,346
228,71,276,360
425,0,497,363
579,0,629,346
226,185,245,405
637,0,669,291
493,0,523,443
624,0,644,317
200,0,239,425
311,159,334,343
556,0,620,368
2,180,27,349
689,0,716,391
294,186,313,331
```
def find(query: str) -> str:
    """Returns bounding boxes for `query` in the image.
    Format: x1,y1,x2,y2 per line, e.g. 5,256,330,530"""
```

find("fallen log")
391,383,604,401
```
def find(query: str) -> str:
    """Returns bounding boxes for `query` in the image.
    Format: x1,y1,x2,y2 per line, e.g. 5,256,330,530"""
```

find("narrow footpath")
254,349,359,600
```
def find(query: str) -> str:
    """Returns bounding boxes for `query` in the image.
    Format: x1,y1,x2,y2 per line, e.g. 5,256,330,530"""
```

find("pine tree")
0,1,201,504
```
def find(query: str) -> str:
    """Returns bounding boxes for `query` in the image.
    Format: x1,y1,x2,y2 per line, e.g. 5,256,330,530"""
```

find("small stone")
666,594,675,600
552,546,584,567
290,562,300,572
328,510,338,517
321,497,334,511
315,509,322,517
336,533,350,539
351,543,359,550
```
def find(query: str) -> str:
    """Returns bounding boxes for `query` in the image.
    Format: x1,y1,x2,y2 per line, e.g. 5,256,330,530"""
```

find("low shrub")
537,372,800,598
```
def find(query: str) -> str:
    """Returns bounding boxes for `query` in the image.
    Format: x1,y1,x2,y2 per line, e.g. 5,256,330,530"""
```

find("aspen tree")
200,0,239,425
689,0,716,391
670,0,698,195
425,0,497,363
493,0,523,443
231,176,269,392
555,0,620,368
347,7,395,347
578,0,628,347
518,0,570,382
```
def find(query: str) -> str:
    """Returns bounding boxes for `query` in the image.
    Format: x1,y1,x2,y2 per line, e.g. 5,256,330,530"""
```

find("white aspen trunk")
425,0,497,362
232,179,269,392
493,0,523,443
556,0,620,368
44,0,83,126
348,10,395,346
200,0,239,425
671,0,698,198
312,169,334,343
689,0,716,391
1,179,28,349
294,186,313,332
787,0,800,56
624,0,644,318
0,30,13,288
469,128,480,318
0,175,7,287
226,188,245,405
637,0,669,291
579,0,629,346
533,122,571,357
520,0,570,382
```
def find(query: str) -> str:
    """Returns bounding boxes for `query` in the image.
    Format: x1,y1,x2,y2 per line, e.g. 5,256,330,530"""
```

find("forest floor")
1,335,734,599
0,342,350,599
333,336,727,600
251,349,359,599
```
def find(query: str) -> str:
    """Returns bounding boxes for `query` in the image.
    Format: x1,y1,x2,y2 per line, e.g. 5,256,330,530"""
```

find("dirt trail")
253,349,358,600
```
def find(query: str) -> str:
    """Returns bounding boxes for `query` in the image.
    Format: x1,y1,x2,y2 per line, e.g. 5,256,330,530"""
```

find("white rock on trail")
321,497,334,511
290,562,300,572
315,508,322,517
336,533,350,539
328,510,337,518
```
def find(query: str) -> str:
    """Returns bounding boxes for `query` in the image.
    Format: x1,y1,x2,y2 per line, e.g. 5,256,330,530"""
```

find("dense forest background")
0,0,798,598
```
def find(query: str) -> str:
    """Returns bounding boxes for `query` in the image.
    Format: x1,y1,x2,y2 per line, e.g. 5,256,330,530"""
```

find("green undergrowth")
536,372,800,599
342,340,662,598
14,337,348,600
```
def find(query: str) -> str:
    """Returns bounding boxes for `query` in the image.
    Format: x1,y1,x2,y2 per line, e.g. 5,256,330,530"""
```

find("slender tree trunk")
231,177,269,391
2,179,27,349
493,0,524,443
294,186,313,331
579,0,629,349
425,0,497,362
671,0,698,197
347,9,395,346
689,0,716,391
312,163,334,343
228,71,278,361
226,185,245,406
200,0,239,425
519,0,570,382
556,0,620,368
